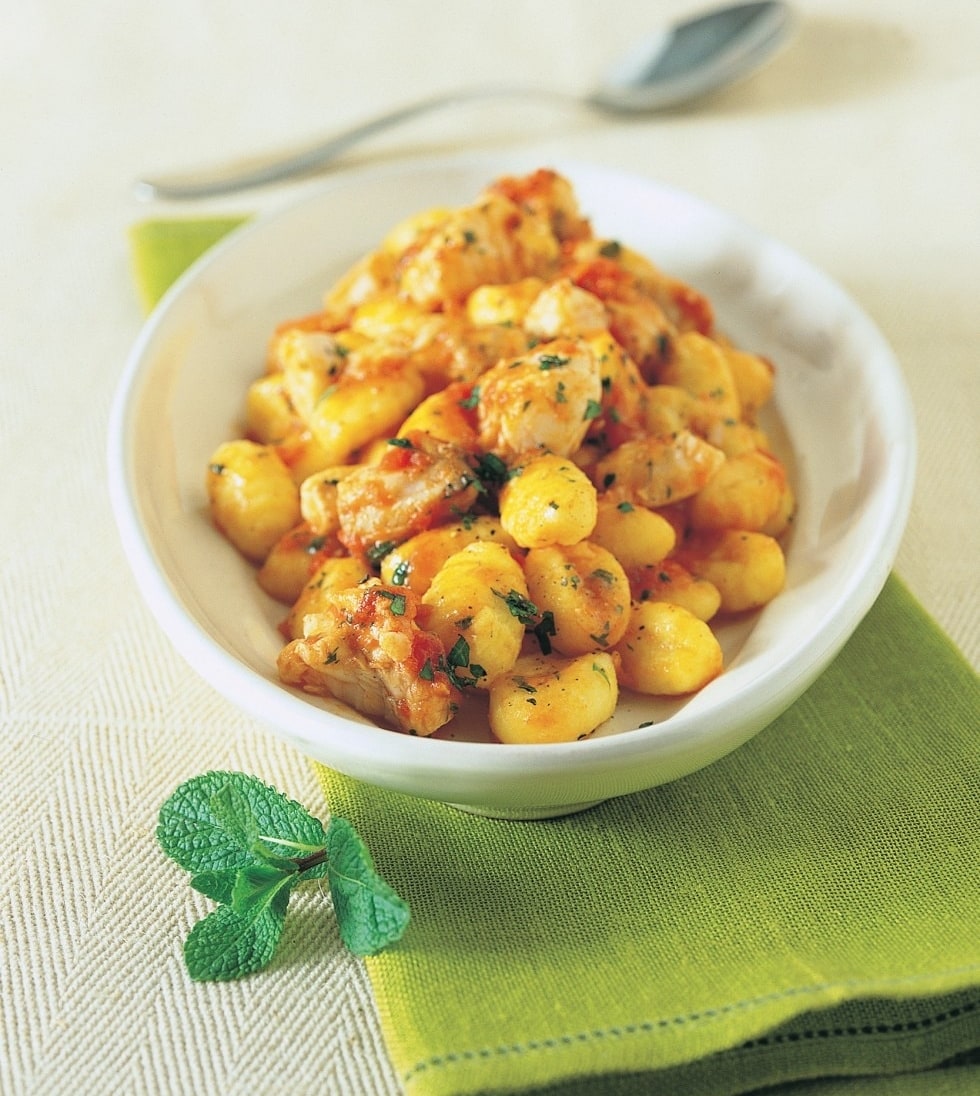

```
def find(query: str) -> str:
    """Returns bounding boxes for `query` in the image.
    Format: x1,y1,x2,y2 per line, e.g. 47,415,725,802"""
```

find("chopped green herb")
458,386,481,411
387,437,414,448
366,541,397,564
617,501,634,512
598,240,622,258
494,589,539,624
447,636,470,669
583,399,602,421
377,590,407,616
538,353,570,370
390,560,410,586
532,610,557,655
471,451,511,491
440,635,486,689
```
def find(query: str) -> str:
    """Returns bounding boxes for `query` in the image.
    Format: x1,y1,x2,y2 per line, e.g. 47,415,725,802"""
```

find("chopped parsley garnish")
470,451,511,491
366,541,397,564
441,635,486,689
493,589,539,624
458,386,481,410
376,590,407,616
532,610,557,655
492,589,557,654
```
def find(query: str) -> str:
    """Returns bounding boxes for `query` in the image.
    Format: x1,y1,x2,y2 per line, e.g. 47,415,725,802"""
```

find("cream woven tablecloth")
2,2,977,1093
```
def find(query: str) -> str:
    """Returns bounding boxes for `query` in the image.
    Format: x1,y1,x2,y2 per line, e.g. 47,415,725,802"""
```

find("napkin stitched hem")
397,979,980,1089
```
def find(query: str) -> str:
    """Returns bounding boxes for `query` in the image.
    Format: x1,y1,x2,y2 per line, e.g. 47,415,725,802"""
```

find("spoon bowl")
136,1,794,200
593,0,794,112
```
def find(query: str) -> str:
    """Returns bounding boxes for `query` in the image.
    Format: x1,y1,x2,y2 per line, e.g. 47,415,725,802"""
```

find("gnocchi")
207,169,795,742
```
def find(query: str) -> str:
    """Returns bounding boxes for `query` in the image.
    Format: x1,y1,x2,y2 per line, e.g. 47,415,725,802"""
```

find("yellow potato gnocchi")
498,452,598,549
206,169,794,742
680,530,787,614
206,440,301,562
489,652,619,744
523,542,631,656
420,542,530,689
615,602,723,696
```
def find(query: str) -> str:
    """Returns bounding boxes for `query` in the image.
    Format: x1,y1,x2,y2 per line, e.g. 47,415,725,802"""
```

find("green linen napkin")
129,215,250,313
129,218,980,1096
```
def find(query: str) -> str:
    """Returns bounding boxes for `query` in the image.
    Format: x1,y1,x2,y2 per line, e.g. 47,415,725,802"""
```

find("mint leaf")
325,817,410,956
158,771,264,874
184,887,291,982
190,868,239,905
231,863,297,916
208,781,261,850
159,771,410,979
158,772,330,873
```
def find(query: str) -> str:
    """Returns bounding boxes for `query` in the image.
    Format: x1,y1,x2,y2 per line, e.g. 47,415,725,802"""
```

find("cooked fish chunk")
278,581,459,736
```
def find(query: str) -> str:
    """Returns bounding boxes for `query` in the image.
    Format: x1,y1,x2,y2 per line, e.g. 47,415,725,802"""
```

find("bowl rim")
108,152,917,800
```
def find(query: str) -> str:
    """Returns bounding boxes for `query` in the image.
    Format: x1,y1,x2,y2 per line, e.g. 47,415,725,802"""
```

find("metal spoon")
135,1,794,201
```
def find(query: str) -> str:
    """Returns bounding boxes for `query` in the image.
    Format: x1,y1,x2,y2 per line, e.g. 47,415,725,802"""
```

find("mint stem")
294,848,329,873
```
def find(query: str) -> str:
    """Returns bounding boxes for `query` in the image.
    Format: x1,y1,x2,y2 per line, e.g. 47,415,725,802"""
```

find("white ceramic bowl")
109,155,915,818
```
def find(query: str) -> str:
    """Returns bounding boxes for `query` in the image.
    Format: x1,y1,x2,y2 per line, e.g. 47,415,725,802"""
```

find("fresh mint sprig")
157,771,409,981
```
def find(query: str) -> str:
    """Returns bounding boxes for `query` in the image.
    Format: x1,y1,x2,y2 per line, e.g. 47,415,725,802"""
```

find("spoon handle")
134,85,571,201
